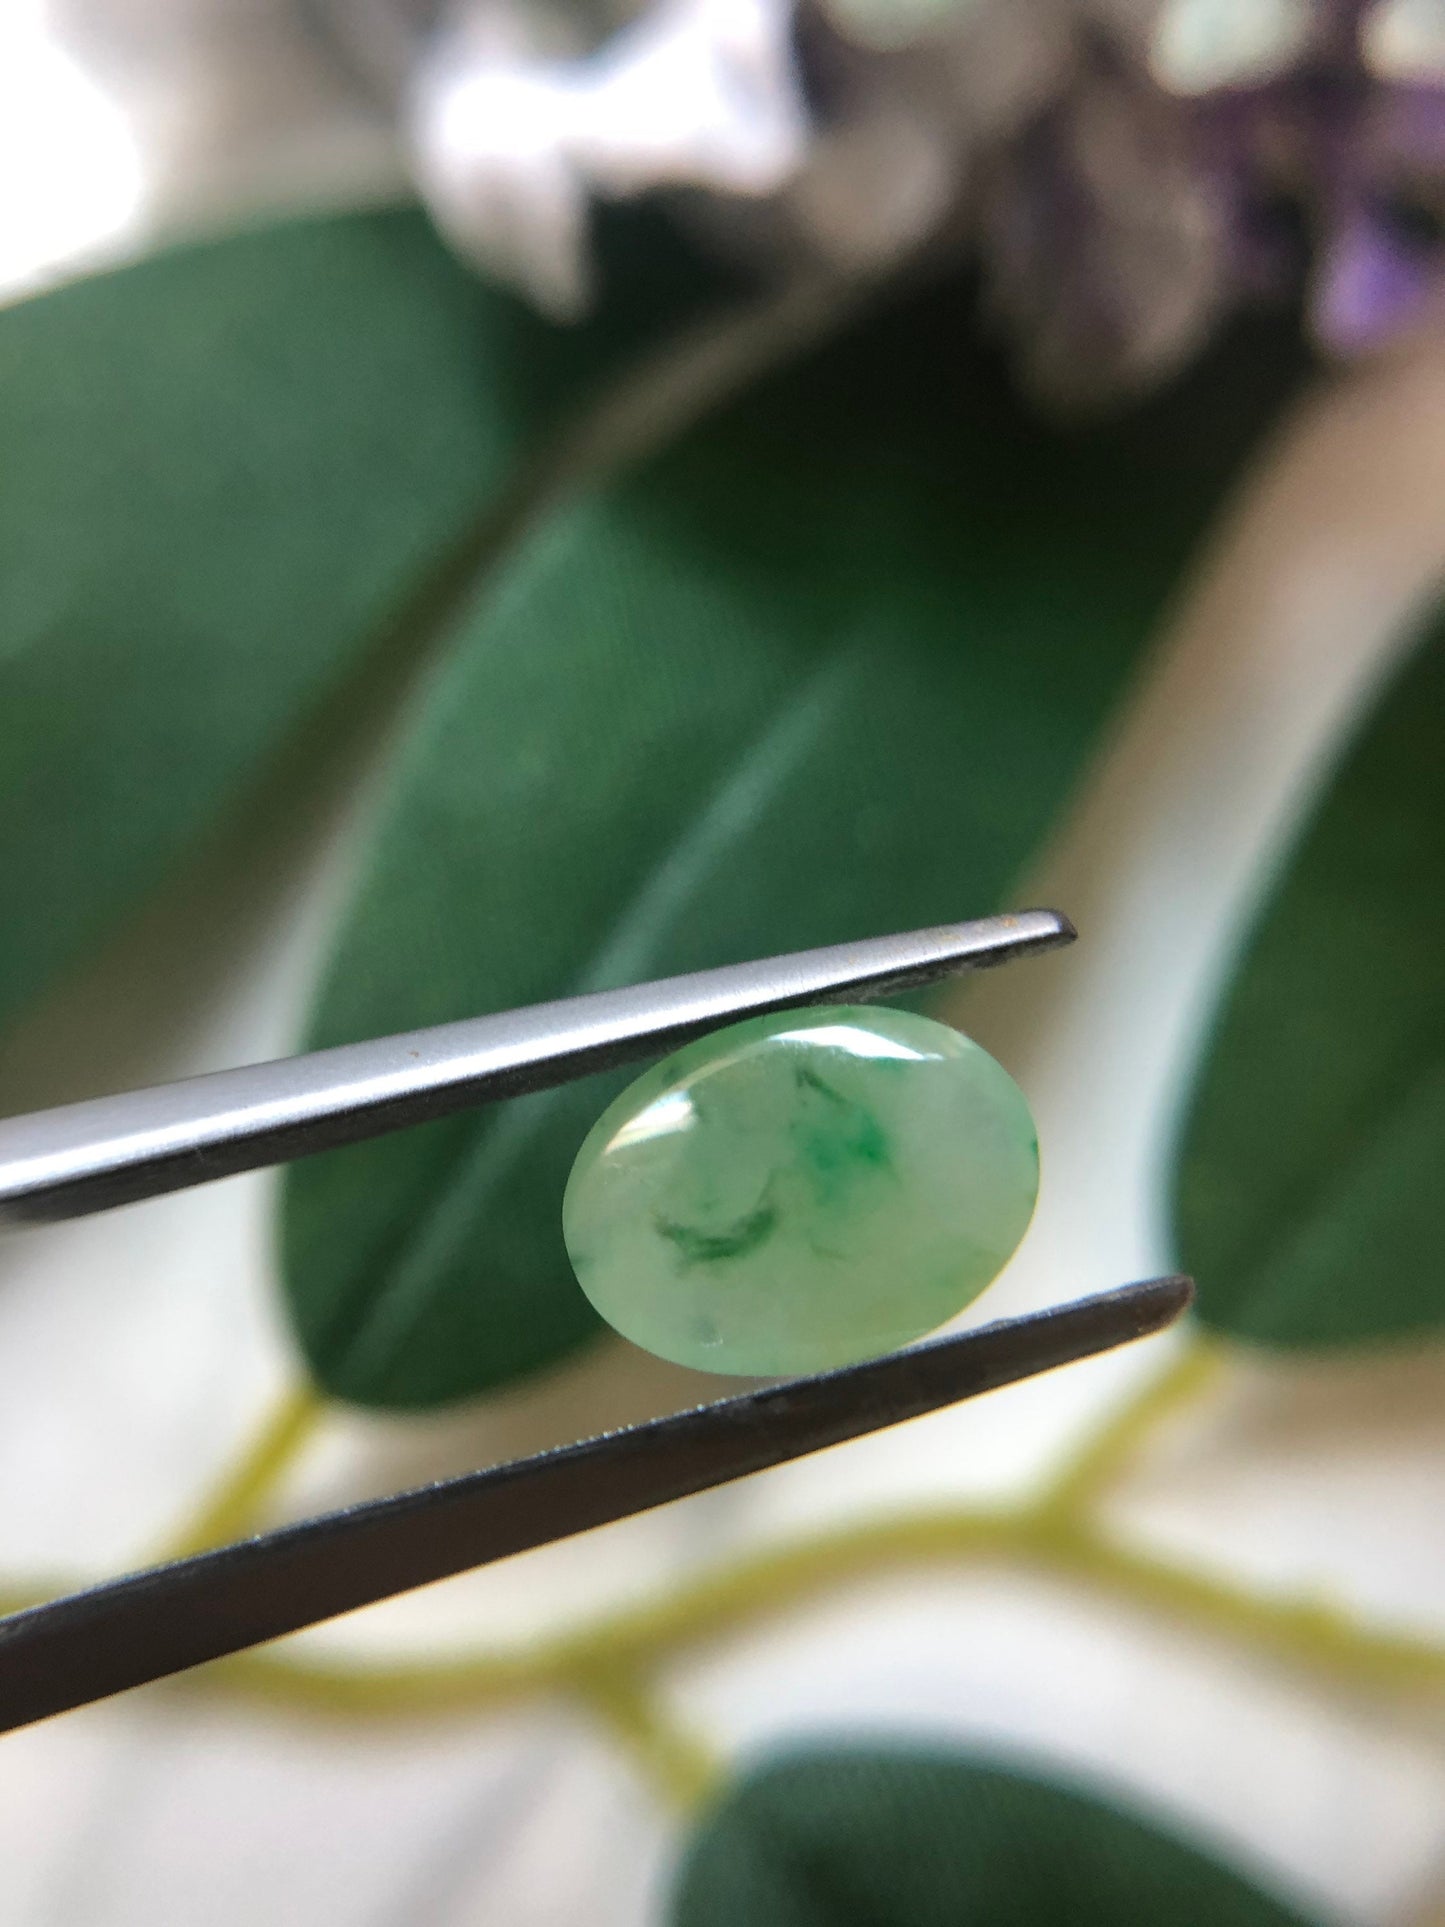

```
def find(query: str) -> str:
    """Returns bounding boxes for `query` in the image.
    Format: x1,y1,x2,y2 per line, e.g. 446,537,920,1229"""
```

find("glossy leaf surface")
282,289,1302,1407
1176,622,1445,1348
671,1748,1316,1926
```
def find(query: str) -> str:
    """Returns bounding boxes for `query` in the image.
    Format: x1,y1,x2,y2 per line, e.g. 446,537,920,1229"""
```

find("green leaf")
281,288,1303,1409
670,1747,1316,1926
0,205,675,1039
1175,621,1445,1348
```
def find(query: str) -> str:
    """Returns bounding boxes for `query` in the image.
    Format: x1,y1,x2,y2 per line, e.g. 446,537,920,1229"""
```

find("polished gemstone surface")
562,1004,1039,1375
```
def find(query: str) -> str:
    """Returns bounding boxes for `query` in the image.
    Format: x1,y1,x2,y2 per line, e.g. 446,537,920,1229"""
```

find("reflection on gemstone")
562,1004,1039,1375
607,1087,698,1152
772,1023,931,1062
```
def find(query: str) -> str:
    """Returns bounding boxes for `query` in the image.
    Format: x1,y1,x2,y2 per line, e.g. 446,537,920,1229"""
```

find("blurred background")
0,1,1443,1922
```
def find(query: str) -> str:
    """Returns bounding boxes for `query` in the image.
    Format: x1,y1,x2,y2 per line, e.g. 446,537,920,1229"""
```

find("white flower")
405,0,1097,308
1149,0,1314,94
1364,0,1445,82
405,0,1445,403
410,0,811,317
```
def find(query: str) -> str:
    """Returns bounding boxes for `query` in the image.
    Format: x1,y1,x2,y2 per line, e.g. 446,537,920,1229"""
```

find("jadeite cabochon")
562,1005,1039,1375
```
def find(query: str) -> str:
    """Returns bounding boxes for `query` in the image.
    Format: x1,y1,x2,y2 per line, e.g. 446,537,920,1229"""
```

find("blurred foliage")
282,286,1302,1407
1177,620,1445,1347
0,205,715,1042
5,195,1442,1915
672,1748,1315,1924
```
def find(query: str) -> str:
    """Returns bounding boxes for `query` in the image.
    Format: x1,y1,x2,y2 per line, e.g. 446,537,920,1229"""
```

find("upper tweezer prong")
0,909,1072,1226
0,1274,1190,1734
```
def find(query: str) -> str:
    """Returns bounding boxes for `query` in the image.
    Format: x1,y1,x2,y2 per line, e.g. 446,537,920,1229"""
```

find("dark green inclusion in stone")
562,1005,1039,1375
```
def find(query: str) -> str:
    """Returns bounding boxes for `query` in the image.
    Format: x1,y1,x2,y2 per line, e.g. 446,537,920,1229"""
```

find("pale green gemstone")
562,1004,1039,1376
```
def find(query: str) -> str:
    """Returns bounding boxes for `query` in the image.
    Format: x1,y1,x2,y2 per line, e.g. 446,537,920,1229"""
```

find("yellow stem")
209,1503,1445,1723
8,1332,1440,1755
218,1510,1018,1717
155,1384,325,1560
565,1663,723,1812
1038,1333,1224,1519
1022,1512,1445,1694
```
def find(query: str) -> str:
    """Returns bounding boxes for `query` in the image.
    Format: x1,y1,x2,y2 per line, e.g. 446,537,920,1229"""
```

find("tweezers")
0,910,1193,1732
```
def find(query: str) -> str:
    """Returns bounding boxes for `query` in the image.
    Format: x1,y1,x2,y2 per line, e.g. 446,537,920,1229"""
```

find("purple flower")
396,0,1445,405
1166,0,1445,355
